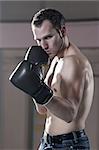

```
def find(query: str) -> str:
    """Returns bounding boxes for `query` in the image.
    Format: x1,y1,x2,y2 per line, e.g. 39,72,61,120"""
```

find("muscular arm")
45,56,85,122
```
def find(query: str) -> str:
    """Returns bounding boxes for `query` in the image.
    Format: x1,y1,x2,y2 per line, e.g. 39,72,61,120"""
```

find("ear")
60,26,66,37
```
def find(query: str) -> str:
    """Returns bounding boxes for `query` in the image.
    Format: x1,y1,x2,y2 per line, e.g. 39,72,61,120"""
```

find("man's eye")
45,35,53,40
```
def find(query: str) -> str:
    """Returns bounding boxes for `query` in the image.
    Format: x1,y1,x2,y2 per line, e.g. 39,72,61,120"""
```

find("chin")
49,54,55,59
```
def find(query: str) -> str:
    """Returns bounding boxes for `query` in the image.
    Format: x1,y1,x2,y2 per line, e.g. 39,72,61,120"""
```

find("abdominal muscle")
44,109,85,136
44,78,85,135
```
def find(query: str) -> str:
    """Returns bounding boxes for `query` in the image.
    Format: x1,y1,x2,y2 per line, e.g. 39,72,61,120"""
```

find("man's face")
32,20,63,58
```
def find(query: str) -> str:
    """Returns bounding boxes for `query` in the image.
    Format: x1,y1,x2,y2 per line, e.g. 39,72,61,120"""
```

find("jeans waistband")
43,129,86,144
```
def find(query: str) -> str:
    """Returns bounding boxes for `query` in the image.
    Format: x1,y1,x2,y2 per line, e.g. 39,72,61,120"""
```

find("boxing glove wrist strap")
34,83,53,105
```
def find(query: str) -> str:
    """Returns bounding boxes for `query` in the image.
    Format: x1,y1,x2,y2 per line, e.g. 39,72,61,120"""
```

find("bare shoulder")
63,55,83,69
61,55,84,82
61,52,94,91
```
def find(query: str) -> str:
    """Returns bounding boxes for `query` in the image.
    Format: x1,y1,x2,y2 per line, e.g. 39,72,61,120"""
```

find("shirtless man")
31,8,94,149
9,8,94,149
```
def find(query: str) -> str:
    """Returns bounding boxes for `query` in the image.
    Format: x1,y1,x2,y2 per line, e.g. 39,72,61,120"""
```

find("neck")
57,40,70,59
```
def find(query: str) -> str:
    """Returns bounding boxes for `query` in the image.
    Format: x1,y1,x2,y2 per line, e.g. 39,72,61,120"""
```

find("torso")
39,43,94,135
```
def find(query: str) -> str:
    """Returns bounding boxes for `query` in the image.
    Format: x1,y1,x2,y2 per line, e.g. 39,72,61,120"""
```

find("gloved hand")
24,45,49,79
24,45,49,65
9,46,53,105
9,60,53,105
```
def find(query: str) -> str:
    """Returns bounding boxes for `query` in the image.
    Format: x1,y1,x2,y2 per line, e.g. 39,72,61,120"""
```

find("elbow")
67,106,77,123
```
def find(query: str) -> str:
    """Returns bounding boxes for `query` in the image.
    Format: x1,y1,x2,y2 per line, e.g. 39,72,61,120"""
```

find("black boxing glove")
9,45,52,104
9,60,53,105
24,45,49,79
24,45,49,65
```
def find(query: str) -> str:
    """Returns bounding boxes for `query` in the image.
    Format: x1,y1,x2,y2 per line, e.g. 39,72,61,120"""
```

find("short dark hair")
31,8,66,29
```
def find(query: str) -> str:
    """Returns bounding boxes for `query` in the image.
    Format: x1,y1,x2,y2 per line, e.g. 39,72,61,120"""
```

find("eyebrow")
35,33,53,41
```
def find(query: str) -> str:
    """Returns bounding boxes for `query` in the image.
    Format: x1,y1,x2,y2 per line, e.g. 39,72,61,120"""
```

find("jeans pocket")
75,136,90,149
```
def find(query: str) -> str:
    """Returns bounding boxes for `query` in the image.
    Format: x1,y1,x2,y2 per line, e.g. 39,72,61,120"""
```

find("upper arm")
60,56,85,108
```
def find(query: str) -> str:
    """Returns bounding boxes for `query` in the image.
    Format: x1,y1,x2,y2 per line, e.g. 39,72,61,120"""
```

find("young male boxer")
10,8,94,149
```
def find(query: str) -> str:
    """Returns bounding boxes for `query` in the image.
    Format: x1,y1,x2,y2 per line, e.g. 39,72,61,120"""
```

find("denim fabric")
38,130,90,150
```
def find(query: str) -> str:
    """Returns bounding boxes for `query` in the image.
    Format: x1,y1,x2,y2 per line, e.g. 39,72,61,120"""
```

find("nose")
41,40,48,50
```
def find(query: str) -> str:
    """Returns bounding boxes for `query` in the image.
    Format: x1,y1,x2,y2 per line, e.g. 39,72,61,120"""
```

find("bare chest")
44,58,64,93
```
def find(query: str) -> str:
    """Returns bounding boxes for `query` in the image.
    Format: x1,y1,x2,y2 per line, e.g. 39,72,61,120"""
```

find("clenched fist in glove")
9,46,53,105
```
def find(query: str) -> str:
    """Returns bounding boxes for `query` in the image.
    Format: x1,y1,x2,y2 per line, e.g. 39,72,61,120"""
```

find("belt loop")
48,134,52,144
72,131,78,143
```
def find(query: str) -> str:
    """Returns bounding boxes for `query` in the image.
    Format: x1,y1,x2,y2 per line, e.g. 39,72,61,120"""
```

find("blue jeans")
38,129,90,150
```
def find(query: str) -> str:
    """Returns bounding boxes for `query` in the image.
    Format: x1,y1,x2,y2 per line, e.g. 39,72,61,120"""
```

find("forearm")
45,96,76,123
